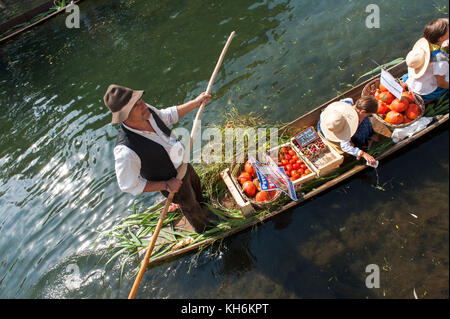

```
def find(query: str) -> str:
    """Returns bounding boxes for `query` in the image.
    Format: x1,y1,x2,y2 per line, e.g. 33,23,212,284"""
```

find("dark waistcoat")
115,107,178,181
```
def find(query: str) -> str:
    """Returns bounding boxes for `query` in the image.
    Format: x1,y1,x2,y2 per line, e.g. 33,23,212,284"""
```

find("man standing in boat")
103,84,217,233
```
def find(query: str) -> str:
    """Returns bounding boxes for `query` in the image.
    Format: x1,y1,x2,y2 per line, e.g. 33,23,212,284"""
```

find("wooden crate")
269,142,317,186
220,168,255,217
290,137,344,177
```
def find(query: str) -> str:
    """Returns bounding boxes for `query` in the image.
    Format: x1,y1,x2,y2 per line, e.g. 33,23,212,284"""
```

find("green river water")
0,0,448,299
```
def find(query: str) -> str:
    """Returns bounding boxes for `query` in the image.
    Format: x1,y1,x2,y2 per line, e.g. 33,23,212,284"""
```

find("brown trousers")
161,164,216,233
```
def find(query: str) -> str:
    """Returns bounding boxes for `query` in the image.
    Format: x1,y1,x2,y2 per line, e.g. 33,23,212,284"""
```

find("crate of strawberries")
269,143,316,186
230,159,282,208
290,127,344,177
361,78,425,129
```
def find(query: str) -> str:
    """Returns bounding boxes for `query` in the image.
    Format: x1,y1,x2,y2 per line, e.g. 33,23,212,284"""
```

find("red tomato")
255,191,269,202
377,101,389,114
298,168,305,175
242,181,256,197
238,172,252,185
289,159,296,165
291,155,299,161
292,163,300,170
301,164,307,170
284,154,291,161
285,164,292,172
288,150,296,156
291,173,300,181
244,161,256,177
281,159,288,166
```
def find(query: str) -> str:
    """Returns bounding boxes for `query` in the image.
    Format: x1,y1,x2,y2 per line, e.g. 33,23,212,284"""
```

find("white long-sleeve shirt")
113,104,184,195
340,140,363,158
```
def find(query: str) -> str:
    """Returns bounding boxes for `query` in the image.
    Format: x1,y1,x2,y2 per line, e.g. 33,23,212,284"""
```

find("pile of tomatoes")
372,82,422,125
277,145,312,181
237,161,276,202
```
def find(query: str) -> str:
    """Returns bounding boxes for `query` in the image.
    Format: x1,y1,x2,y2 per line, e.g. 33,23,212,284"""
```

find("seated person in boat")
317,96,378,166
103,84,217,233
402,18,449,102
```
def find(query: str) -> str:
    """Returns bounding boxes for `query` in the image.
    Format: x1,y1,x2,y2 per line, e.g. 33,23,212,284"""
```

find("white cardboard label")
380,69,403,100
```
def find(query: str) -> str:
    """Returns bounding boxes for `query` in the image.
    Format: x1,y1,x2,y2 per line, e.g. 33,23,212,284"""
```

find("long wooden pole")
128,31,235,299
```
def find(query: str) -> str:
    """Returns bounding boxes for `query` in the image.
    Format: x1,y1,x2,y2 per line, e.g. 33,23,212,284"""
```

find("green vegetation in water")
0,1,69,40
433,1,449,15
354,57,404,83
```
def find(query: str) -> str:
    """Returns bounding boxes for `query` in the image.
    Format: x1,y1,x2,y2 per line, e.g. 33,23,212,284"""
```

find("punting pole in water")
128,31,236,299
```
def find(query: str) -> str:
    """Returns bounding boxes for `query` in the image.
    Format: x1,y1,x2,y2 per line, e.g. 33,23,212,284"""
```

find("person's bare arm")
436,75,449,89
176,92,211,119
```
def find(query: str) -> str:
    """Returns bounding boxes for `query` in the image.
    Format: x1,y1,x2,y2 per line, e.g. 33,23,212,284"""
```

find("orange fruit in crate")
244,161,256,177
242,181,256,197
401,91,415,104
390,97,409,113
377,101,389,114
405,103,421,120
255,191,269,202
238,172,252,185
378,91,394,104
385,111,404,125
379,83,388,92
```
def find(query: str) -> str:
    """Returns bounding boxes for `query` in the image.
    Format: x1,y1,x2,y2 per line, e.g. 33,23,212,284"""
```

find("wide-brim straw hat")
103,84,144,124
320,101,359,142
406,38,430,79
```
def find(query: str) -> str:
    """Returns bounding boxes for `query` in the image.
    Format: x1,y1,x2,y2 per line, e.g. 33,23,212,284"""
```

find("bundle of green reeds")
423,94,449,117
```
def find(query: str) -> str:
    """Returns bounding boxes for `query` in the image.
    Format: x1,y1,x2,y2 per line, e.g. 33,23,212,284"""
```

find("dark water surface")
0,0,448,298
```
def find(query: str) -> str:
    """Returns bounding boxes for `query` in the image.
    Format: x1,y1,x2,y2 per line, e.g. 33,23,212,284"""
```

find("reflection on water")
0,0,448,298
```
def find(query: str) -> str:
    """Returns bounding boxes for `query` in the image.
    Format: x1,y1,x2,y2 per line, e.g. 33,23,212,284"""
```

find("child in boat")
317,96,378,166
402,18,449,102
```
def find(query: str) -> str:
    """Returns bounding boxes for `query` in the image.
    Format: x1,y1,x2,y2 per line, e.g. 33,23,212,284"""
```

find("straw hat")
103,84,145,124
405,38,431,79
319,101,359,142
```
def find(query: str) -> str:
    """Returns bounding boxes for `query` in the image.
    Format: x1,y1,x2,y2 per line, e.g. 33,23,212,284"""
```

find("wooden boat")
120,60,448,267
0,0,84,44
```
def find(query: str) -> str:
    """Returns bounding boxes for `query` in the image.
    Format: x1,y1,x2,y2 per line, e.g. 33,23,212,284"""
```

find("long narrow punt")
145,61,448,266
